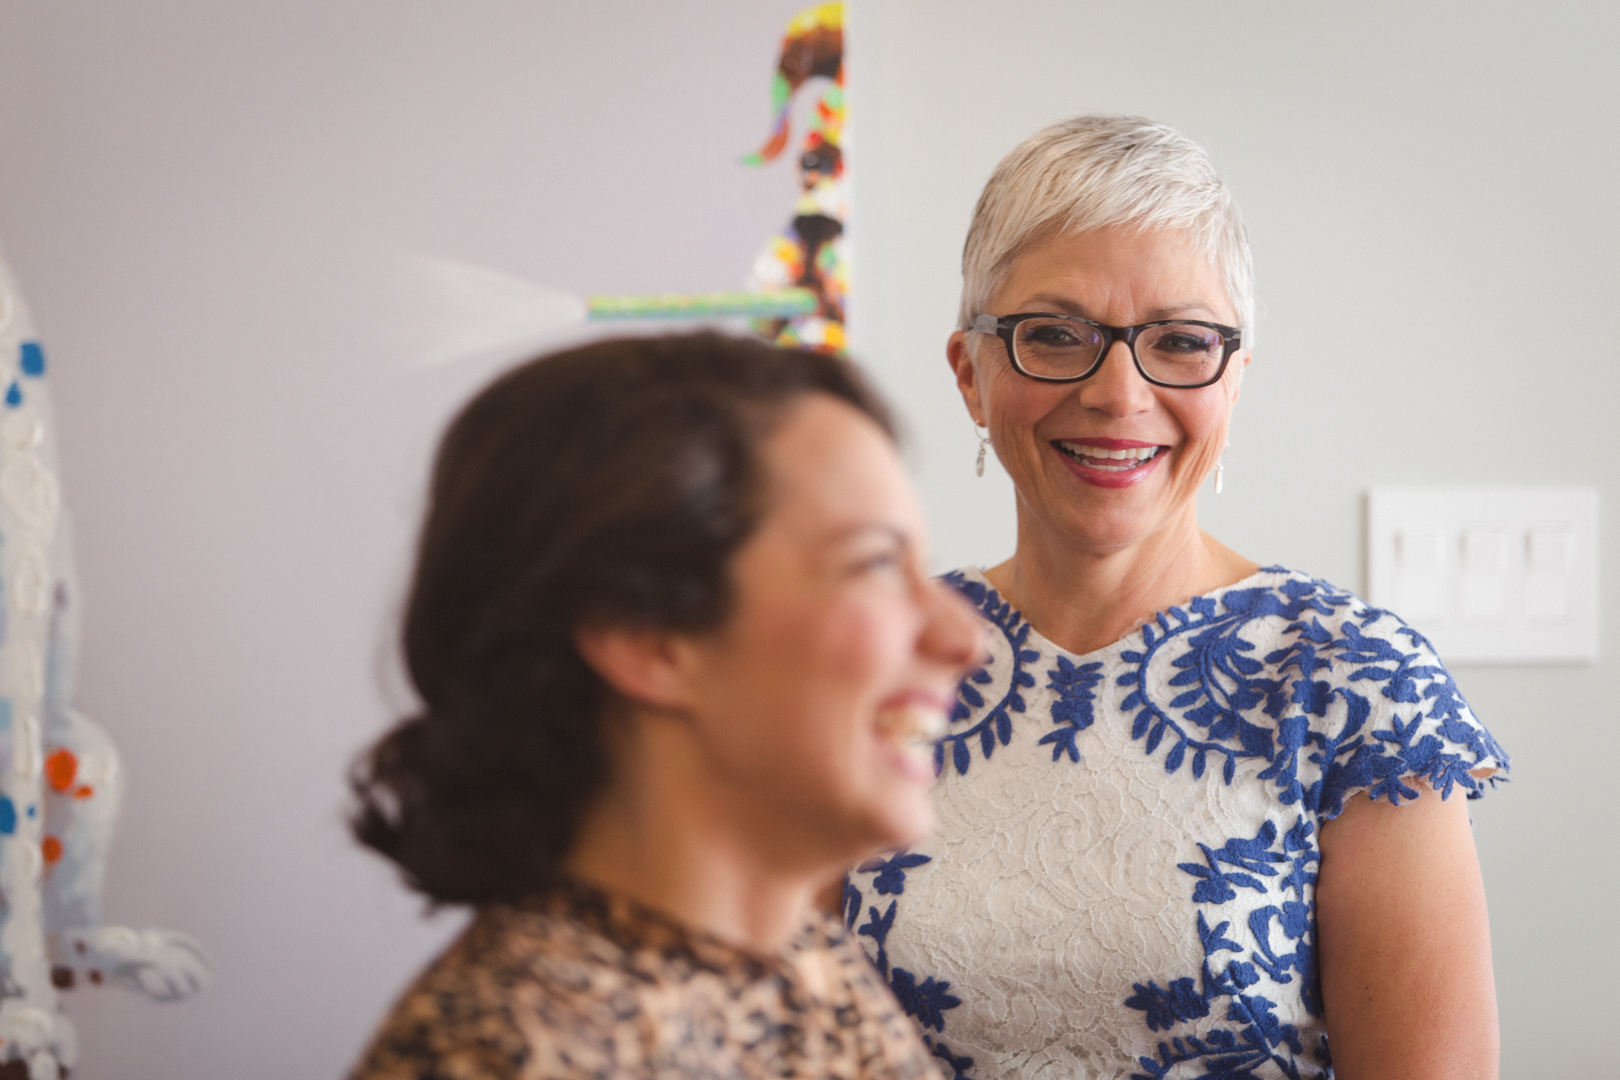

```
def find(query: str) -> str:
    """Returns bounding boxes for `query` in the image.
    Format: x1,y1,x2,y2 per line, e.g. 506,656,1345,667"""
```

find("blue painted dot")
0,797,16,835
18,341,44,378
4,382,21,408
25,805,35,819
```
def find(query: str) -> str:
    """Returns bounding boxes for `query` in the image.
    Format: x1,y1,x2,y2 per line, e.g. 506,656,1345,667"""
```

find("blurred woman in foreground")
347,332,982,1079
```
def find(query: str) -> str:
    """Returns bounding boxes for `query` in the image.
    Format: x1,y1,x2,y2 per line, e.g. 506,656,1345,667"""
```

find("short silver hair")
958,115,1254,340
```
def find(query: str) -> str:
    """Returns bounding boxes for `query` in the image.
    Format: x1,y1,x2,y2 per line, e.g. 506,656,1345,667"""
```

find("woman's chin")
865,746,937,846
865,799,934,855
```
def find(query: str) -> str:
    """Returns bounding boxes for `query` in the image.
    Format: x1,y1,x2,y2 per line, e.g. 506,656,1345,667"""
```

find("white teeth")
1056,442,1162,466
876,703,949,743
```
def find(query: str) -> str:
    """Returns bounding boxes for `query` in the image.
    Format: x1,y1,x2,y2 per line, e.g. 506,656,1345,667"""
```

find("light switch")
1459,529,1507,619
1367,488,1598,663
1525,526,1576,618
1395,528,1443,617
1528,527,1574,573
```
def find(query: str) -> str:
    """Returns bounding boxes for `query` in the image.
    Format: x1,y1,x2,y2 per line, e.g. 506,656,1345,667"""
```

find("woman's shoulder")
347,909,539,1080
1169,565,1511,816
1215,566,1471,686
348,899,700,1080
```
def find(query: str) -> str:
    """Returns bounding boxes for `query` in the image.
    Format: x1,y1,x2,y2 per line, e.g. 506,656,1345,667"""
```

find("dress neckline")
952,564,1289,663
509,874,828,974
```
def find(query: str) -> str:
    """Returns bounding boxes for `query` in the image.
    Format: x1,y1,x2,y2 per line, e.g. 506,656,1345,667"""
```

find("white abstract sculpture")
0,246,206,1080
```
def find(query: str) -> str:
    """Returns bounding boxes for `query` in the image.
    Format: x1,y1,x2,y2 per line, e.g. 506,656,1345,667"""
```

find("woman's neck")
984,505,1259,656
563,724,824,953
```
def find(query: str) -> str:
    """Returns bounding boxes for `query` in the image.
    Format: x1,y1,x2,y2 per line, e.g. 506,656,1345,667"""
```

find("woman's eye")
1152,330,1218,355
1024,325,1084,348
845,547,906,578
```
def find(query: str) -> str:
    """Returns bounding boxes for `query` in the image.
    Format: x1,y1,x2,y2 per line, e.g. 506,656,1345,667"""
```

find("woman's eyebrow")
1021,294,1221,322
1025,293,1091,316
1141,301,1221,321
823,522,910,548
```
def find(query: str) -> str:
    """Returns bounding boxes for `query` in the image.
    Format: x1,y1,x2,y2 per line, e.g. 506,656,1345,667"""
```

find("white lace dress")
846,567,1509,1080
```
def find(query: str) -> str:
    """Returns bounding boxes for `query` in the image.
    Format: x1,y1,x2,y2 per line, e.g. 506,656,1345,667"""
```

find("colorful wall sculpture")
408,3,850,363
0,248,206,1080
741,2,848,354
571,2,848,352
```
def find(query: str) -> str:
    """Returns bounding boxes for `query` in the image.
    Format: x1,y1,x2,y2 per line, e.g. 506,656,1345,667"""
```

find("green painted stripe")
587,288,818,320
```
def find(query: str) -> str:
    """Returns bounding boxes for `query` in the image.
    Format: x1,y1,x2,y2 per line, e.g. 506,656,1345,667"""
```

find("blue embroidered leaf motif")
1124,977,1210,1031
856,851,931,896
1176,821,1286,903
938,572,1042,776
856,901,896,974
1197,912,1242,955
1038,656,1102,762
889,968,961,1033
925,1037,975,1080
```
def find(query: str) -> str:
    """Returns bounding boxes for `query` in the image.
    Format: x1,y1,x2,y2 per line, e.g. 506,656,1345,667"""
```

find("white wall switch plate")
1366,487,1598,664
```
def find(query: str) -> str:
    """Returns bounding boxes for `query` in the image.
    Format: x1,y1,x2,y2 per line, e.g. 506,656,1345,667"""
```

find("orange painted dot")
41,836,62,864
73,785,93,800
44,749,77,794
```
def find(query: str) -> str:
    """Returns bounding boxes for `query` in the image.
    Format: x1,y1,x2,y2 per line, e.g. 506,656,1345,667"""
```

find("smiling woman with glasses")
840,116,1510,1080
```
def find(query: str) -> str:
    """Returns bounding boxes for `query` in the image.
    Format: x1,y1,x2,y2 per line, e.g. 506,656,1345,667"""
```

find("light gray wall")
849,2,1617,1075
0,1,1611,1076
0,1,806,1076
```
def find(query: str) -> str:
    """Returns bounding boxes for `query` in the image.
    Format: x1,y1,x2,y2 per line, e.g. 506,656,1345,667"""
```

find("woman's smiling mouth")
1051,439,1167,486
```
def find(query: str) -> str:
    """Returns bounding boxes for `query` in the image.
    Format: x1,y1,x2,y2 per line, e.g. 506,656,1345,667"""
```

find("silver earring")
1214,457,1225,495
974,426,989,477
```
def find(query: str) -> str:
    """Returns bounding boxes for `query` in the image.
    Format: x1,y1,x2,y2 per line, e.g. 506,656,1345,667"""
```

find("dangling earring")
974,425,990,478
1214,457,1225,495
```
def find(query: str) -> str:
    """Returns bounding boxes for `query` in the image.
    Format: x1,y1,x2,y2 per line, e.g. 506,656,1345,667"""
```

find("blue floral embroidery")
1117,571,1507,819
938,572,1039,776
925,1037,976,1080
845,848,973,1074
1126,815,1329,1080
852,568,1506,1078
857,851,932,896
1041,655,1104,763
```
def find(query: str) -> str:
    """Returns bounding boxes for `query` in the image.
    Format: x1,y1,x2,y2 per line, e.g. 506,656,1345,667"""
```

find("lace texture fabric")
845,567,1508,1080
352,879,944,1080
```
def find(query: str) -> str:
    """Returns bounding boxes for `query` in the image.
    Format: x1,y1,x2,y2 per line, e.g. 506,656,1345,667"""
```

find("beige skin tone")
948,224,1498,1079
569,395,984,951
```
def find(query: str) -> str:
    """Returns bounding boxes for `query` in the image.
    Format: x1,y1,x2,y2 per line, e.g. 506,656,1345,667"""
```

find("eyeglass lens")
1011,318,1226,386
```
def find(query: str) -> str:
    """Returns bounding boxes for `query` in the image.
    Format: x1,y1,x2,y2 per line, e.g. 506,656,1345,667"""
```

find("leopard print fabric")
349,879,945,1080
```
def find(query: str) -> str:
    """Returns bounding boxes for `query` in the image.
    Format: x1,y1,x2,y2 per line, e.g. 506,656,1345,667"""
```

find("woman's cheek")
818,594,910,698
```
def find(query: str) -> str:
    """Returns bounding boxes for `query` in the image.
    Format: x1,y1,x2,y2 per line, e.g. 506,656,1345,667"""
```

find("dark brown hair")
350,332,894,904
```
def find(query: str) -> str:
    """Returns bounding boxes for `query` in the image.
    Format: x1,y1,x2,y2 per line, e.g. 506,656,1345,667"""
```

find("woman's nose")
1077,341,1155,416
920,579,988,675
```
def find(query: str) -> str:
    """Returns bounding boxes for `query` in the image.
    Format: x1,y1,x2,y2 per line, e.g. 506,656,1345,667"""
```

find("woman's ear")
574,624,694,712
946,331,987,426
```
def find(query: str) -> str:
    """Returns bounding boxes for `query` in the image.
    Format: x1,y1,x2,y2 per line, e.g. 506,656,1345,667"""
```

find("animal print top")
349,878,945,1080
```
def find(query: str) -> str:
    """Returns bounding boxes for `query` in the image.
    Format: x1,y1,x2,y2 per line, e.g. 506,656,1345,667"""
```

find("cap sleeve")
1306,604,1510,821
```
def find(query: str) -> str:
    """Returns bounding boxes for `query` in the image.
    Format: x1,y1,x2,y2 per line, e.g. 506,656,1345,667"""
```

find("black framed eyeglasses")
971,312,1243,389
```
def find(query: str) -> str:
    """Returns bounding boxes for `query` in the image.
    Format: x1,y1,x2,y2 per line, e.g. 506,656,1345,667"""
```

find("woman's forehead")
997,228,1235,321
757,397,919,536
